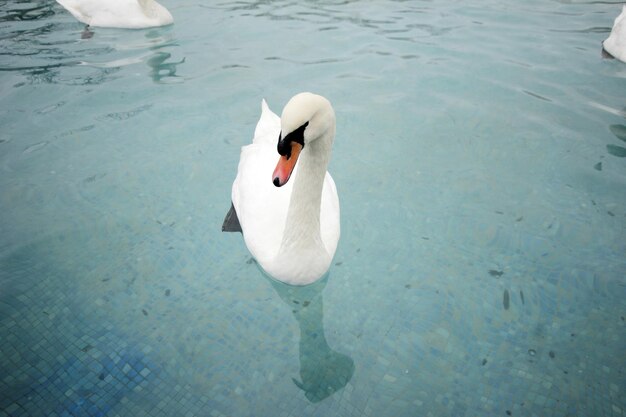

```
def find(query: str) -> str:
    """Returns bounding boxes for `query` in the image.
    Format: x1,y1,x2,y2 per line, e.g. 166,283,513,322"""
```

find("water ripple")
23,141,48,154
0,2,55,23
98,104,153,122
523,90,553,102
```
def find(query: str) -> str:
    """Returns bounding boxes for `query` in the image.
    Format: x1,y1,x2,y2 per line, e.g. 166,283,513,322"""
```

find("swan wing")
232,100,292,264
232,144,294,264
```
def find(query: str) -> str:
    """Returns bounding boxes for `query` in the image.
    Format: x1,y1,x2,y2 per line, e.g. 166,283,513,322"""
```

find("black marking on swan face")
277,121,309,159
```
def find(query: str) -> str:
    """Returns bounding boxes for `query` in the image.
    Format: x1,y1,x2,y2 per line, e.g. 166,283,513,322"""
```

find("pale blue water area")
1,0,625,416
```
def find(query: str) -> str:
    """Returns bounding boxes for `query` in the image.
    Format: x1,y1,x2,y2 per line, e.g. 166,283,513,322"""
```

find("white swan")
223,93,340,286
603,5,626,63
56,0,173,29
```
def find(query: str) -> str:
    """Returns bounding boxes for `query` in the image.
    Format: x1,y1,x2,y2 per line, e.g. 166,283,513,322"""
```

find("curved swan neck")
279,127,334,253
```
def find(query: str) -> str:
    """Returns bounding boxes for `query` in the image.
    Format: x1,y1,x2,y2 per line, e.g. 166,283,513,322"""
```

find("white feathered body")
232,99,340,285
56,0,173,29
604,5,626,62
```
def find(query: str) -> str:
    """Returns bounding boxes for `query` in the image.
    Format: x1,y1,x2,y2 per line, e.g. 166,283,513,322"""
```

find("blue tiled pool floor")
0,237,195,417
0,228,362,417
1,222,624,416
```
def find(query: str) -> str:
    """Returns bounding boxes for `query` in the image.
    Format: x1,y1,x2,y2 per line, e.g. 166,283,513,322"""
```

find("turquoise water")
1,0,625,416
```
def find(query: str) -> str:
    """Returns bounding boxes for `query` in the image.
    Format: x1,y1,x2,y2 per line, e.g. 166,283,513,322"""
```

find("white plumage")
227,93,340,286
603,5,626,63
56,0,173,29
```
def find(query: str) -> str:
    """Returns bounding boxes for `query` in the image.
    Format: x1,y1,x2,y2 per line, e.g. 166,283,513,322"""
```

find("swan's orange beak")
272,142,302,187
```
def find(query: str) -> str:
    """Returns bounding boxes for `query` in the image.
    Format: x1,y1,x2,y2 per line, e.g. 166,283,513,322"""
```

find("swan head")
272,93,335,187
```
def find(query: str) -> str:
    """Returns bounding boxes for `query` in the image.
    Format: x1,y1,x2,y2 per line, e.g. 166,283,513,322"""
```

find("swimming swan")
603,5,626,62
56,0,173,29
223,93,340,286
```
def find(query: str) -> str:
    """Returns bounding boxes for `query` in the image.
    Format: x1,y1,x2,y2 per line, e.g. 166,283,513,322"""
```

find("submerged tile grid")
0,242,203,417
321,226,626,417
0,232,348,417
1,224,625,417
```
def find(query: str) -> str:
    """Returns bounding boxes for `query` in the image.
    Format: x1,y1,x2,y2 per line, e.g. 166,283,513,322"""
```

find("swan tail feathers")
253,98,280,144
222,202,242,233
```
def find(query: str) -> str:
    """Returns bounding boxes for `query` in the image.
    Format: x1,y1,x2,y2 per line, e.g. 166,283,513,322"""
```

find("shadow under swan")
266,274,355,403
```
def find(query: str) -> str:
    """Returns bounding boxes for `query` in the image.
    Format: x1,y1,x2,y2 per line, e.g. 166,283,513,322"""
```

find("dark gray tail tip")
602,45,615,59
222,202,242,233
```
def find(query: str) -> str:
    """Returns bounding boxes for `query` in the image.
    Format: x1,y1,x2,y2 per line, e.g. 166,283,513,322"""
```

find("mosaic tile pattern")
1,216,624,416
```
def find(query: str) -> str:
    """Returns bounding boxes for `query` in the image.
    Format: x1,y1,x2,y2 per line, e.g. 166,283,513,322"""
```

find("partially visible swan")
603,5,626,62
223,93,340,286
56,0,173,29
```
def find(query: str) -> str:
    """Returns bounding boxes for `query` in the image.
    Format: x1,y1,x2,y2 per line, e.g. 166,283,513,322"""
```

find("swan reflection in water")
266,274,355,403
147,51,185,83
